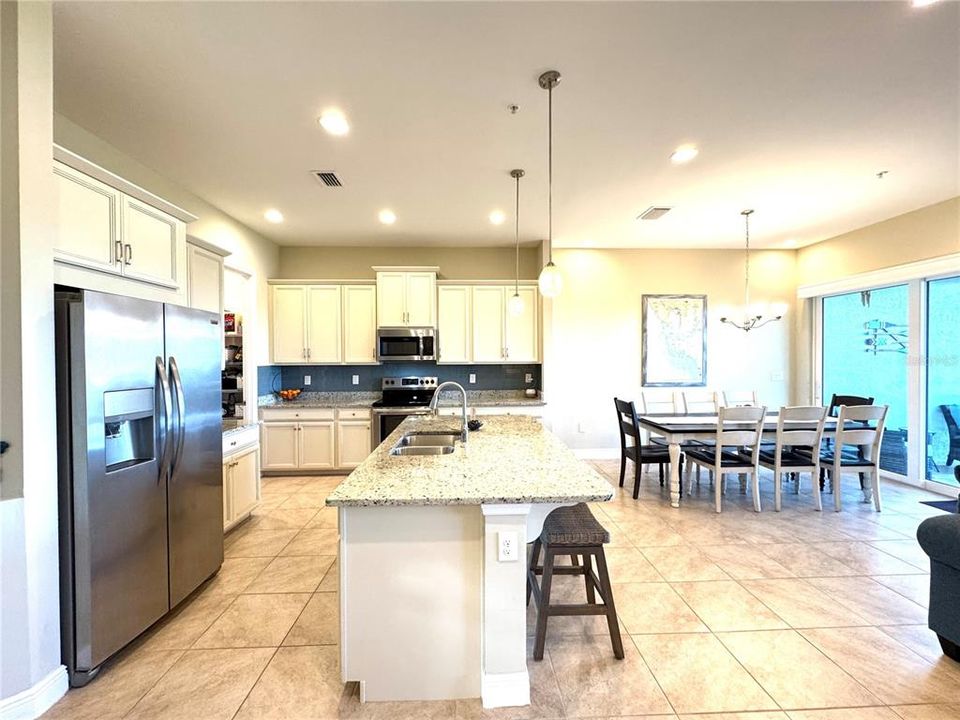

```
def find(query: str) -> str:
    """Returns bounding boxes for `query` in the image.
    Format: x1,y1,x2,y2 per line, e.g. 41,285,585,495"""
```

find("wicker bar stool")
526,503,624,661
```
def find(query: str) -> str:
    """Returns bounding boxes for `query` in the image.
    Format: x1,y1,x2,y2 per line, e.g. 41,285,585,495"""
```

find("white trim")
371,266,441,273
480,670,530,709
0,666,68,720
437,279,539,287
267,278,374,286
480,503,532,517
573,448,620,460
186,235,231,258
53,145,197,223
797,253,960,299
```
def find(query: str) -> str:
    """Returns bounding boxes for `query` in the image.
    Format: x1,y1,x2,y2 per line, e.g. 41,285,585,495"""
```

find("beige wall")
53,114,280,405
797,196,960,286
1,0,63,703
276,245,540,281
544,248,797,450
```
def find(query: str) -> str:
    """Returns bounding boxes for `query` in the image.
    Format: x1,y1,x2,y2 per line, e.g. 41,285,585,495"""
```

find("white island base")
338,502,564,708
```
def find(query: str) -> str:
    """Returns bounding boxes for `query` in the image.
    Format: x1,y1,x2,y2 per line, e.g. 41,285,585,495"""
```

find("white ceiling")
53,1,959,249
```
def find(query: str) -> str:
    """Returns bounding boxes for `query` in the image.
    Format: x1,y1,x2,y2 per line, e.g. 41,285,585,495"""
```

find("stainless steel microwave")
376,327,436,362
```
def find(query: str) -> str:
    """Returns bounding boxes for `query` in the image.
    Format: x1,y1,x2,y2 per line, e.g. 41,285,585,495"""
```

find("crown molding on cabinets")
371,266,440,273
267,279,375,286
187,235,231,257
53,144,198,224
437,279,539,287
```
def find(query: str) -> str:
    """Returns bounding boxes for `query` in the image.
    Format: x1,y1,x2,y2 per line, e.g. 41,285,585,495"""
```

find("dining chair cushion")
685,447,756,468
817,450,875,467
623,444,672,462
541,503,610,546
757,448,819,467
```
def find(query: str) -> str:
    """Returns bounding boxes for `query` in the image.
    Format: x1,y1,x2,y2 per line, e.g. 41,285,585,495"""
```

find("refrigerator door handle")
169,356,187,480
156,355,174,481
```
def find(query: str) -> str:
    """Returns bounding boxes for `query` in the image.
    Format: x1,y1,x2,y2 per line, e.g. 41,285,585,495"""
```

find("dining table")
637,412,845,508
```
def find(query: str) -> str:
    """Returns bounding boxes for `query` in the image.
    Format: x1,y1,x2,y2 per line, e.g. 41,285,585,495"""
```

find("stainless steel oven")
371,376,437,445
376,327,436,362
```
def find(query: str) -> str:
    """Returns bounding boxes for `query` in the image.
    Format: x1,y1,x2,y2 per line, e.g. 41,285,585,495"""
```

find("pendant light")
537,70,563,298
508,169,525,316
720,209,784,332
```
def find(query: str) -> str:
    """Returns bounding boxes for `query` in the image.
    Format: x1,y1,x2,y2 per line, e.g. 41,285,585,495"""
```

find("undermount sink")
389,432,459,456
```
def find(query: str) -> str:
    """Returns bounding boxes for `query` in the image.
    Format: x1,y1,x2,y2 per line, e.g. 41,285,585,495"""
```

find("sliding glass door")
821,285,910,476
926,275,960,485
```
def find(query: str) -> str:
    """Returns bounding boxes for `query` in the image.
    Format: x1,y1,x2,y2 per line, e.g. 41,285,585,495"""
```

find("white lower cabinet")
261,408,372,471
223,436,261,532
337,420,372,469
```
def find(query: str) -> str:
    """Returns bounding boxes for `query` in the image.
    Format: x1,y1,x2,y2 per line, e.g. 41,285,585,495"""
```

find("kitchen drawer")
473,406,544,418
337,408,371,421
223,425,259,455
261,407,335,422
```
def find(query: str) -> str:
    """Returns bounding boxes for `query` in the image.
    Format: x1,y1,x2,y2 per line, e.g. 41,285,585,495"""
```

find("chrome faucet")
428,381,468,443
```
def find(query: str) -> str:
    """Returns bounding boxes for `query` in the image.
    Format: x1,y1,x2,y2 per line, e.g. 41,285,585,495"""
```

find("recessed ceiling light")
318,109,350,136
489,210,506,225
670,145,699,164
912,0,940,7
783,239,798,248
264,209,284,224
378,209,396,225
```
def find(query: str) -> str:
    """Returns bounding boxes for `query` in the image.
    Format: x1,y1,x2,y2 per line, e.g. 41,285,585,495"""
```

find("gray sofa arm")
918,514,960,571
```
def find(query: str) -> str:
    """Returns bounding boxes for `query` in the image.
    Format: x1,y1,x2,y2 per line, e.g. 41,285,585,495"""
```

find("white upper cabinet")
504,286,539,362
437,286,472,364
375,268,437,327
271,285,308,363
472,286,506,363
186,240,227,315
269,282,377,365
437,283,540,364
306,285,342,363
52,150,194,302
53,162,122,274
342,284,377,364
120,196,182,289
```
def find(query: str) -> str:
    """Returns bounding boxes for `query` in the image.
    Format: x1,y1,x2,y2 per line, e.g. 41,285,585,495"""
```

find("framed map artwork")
641,294,707,387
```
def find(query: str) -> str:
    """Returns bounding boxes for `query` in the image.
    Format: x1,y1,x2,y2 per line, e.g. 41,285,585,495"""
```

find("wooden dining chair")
821,393,875,490
824,404,888,512
679,390,720,414
722,390,759,407
757,406,827,511
684,405,767,513
614,398,678,499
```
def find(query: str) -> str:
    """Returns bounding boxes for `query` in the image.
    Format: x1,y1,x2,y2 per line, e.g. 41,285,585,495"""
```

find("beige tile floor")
42,464,960,720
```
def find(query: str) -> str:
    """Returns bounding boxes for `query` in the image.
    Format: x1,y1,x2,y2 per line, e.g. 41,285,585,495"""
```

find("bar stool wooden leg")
593,548,624,659
527,539,542,606
533,547,556,661
582,554,596,604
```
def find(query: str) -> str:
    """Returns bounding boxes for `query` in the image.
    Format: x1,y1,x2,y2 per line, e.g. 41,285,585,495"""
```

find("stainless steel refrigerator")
55,288,223,687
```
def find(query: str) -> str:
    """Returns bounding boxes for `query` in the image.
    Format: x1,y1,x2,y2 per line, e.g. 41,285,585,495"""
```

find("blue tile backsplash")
258,363,541,395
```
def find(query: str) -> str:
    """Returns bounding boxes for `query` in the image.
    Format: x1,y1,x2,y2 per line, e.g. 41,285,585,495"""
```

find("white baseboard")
480,670,530,709
573,448,620,460
0,666,67,720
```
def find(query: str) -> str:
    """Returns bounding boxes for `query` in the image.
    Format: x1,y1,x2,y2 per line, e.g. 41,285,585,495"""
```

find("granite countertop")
325,414,612,507
222,422,259,437
258,389,546,409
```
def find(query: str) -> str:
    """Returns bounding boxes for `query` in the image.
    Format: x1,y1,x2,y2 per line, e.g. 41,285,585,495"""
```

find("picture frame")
641,294,708,387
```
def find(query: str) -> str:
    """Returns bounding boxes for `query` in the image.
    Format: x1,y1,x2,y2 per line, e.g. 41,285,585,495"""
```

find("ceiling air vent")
312,171,342,187
637,206,672,221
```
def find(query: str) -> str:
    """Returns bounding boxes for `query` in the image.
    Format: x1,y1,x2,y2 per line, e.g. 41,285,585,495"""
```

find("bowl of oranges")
277,388,302,402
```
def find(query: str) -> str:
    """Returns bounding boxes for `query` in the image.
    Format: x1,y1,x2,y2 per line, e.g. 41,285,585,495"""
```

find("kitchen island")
326,414,612,709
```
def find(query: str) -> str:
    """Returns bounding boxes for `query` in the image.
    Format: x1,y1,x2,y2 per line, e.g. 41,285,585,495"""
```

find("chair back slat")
827,393,873,417
614,398,642,446
839,404,886,422
719,429,763,446
777,406,827,456
639,392,679,414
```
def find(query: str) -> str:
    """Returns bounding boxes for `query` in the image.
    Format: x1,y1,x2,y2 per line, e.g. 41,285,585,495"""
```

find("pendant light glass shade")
538,261,562,298
508,292,525,316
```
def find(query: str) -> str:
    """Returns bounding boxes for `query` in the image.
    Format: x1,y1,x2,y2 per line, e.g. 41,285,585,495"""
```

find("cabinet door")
231,448,260,520
405,272,436,326
437,286,472,363
187,244,223,314
505,286,539,362
472,286,505,362
337,420,372,469
299,421,336,470
222,462,233,530
306,285,342,363
342,285,377,364
261,422,299,470
376,272,407,326
121,196,182,288
271,285,307,363
53,162,122,274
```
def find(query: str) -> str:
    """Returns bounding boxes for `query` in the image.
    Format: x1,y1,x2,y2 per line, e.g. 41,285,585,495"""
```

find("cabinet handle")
115,240,124,263
124,243,132,265
505,346,509,359
307,348,311,360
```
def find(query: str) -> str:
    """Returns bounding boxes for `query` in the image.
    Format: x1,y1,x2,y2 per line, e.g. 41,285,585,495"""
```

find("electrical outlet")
498,531,518,562
525,373,533,384
469,373,476,384
770,371,784,382
577,422,587,434
352,374,360,385
303,375,311,386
